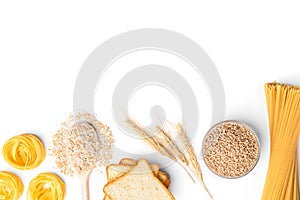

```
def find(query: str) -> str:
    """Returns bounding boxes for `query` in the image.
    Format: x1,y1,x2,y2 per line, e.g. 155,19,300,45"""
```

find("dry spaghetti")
0,171,24,200
27,172,66,200
262,82,300,200
2,134,46,170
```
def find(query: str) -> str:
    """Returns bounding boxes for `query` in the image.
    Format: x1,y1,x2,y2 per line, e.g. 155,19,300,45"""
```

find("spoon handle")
80,171,92,200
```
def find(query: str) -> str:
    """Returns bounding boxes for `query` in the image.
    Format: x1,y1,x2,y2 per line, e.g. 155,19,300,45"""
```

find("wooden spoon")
72,122,99,200
79,169,93,200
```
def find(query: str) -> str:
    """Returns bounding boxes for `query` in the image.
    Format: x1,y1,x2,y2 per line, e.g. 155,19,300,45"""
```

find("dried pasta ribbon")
0,171,24,200
27,172,66,200
2,134,46,170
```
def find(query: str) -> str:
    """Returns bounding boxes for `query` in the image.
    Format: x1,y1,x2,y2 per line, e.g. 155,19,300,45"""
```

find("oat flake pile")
49,112,114,176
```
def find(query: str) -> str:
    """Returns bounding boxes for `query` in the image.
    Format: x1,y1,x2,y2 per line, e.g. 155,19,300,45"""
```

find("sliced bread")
106,164,159,181
103,163,160,200
119,158,137,166
119,158,170,188
157,171,171,188
103,159,175,200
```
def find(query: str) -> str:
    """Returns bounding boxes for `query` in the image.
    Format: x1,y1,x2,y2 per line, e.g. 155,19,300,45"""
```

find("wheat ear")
176,123,212,199
126,117,195,181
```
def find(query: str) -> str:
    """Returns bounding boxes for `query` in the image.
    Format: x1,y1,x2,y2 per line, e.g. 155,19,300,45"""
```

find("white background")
0,1,300,200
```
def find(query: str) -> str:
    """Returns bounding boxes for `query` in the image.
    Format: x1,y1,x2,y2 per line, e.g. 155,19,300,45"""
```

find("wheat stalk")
126,117,212,199
126,118,174,159
176,123,212,199
156,126,188,165
126,118,195,181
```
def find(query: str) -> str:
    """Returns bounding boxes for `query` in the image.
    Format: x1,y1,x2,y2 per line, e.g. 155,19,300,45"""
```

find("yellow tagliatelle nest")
27,172,66,200
2,134,46,170
0,171,24,200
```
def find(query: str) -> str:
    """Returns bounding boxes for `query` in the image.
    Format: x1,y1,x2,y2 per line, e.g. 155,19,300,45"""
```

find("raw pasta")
2,134,46,170
262,83,299,200
27,172,66,200
0,171,24,200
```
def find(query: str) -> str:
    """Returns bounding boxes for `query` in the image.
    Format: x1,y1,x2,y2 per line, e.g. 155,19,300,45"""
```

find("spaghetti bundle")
262,83,300,200
27,172,66,200
0,171,24,200
2,134,46,170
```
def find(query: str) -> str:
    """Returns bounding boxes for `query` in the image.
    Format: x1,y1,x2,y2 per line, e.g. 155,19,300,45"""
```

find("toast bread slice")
119,158,171,188
103,158,171,200
119,158,137,165
157,171,171,188
103,159,175,200
106,164,159,181
103,163,160,200
119,158,170,187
